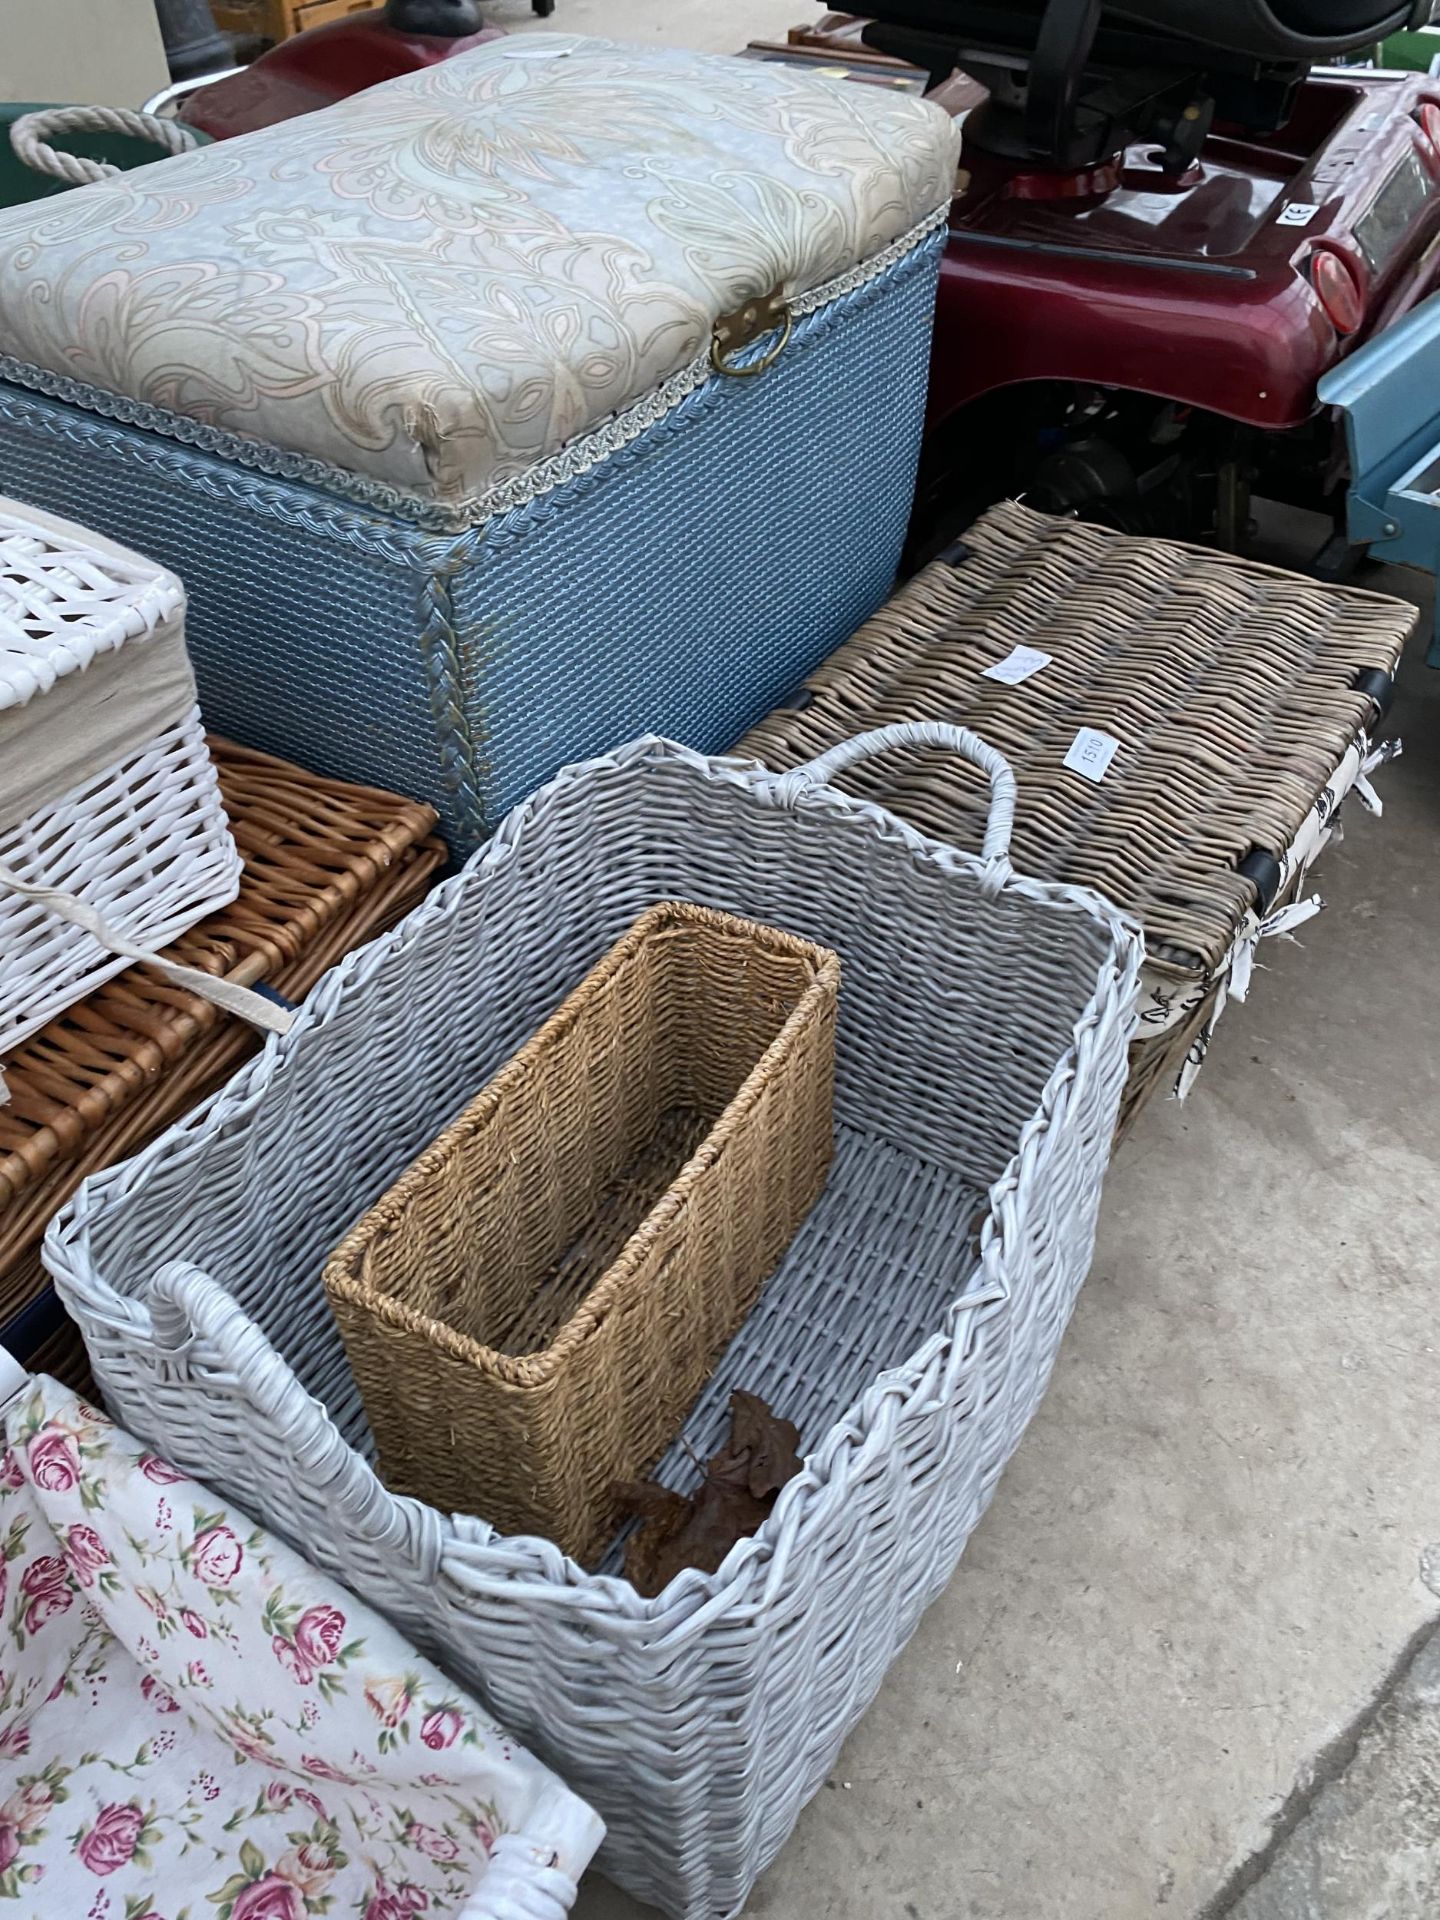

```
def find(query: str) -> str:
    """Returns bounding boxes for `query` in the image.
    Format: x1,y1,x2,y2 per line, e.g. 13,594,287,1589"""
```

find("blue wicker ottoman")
0,37,957,851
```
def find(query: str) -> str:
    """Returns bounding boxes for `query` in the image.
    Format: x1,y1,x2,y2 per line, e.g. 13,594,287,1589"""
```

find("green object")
1376,27,1440,71
0,104,210,209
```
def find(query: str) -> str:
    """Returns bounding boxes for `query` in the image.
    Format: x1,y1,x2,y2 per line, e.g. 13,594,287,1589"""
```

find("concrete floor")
1224,1623,1440,1920
491,4,1440,1911
490,0,808,54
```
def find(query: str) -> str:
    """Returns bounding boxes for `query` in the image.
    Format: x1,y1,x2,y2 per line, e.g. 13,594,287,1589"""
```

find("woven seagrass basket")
0,738,442,1374
738,501,1413,1133
325,900,838,1566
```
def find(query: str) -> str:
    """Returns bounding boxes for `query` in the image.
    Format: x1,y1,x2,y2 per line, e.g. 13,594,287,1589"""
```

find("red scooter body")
181,11,503,139
933,68,1440,438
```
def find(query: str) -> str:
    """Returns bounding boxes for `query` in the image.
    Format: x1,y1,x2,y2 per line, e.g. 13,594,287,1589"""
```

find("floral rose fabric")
0,36,958,507
0,1376,601,1918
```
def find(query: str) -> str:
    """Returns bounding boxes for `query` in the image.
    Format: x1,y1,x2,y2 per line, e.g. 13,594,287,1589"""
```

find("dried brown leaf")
614,1392,804,1597
612,1480,690,1527
613,1479,692,1596
726,1389,803,1499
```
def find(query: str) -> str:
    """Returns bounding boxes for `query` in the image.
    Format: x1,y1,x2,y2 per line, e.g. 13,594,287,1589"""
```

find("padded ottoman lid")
0,36,959,518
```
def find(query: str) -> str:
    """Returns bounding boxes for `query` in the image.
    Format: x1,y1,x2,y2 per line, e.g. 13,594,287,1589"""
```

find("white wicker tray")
0,498,240,1054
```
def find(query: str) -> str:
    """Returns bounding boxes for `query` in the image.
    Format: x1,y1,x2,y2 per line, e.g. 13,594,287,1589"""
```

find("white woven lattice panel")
0,499,183,704
0,499,240,1056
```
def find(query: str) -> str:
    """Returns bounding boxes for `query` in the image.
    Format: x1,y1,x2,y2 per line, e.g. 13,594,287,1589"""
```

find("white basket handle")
143,1260,445,1568
148,1261,314,1412
774,721,1017,875
0,863,295,1036
9,105,200,188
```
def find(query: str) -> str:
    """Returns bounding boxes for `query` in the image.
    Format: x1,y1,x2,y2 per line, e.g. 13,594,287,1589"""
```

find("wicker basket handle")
141,1259,450,1571
9,105,200,188
777,721,1017,877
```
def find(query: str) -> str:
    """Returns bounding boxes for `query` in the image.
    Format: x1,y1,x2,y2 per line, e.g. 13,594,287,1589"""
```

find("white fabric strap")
1166,726,1401,1098
1175,893,1324,1100
0,864,296,1035
1355,737,1403,816
1227,894,1325,1005
459,1833,582,1918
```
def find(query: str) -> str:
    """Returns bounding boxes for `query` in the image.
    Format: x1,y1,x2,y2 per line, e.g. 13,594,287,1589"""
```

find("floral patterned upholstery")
0,1375,602,1919
0,37,959,510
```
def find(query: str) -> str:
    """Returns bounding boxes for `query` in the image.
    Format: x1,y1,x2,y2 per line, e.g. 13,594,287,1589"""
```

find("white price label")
1064,726,1121,783
983,644,1052,686
1276,202,1319,228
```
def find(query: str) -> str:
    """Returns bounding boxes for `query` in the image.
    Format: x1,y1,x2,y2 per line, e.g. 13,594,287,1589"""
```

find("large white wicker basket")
0,499,240,1055
47,728,1141,1919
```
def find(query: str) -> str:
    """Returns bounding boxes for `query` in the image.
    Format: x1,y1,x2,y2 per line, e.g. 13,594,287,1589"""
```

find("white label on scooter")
1276,202,1319,227
1064,727,1121,783
983,644,1052,685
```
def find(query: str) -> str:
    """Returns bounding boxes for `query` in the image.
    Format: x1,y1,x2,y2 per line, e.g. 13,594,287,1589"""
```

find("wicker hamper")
327,901,838,1565
0,38,959,853
0,739,442,1386
739,502,1413,1132
0,498,239,1054
47,727,1138,1917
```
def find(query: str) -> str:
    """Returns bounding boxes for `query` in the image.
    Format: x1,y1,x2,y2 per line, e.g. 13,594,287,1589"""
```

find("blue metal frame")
1319,287,1440,664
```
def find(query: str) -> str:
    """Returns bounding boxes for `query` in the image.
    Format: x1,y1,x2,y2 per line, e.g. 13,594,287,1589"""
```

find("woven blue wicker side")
457,232,943,823
0,230,942,852
0,399,458,829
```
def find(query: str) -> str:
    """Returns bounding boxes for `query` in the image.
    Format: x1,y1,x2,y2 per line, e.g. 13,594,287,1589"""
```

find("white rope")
0,863,296,1036
9,106,200,188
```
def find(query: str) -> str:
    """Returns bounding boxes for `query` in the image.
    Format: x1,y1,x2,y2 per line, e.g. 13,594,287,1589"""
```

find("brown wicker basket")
737,502,1413,1135
0,738,443,1348
324,900,839,1566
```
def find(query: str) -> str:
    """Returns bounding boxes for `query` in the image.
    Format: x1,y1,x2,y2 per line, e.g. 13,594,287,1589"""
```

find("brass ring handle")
710,307,793,379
